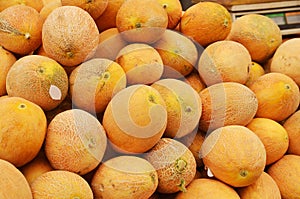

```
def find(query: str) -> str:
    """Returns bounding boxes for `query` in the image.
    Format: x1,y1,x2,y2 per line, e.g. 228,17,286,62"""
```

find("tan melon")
69,58,126,114
6,55,69,111
42,5,99,66
200,125,266,187
116,43,164,85
152,29,198,78
20,150,53,185
45,109,107,175
0,159,32,199
145,138,197,193
151,78,202,138
198,40,251,86
31,170,93,199
95,27,127,60
227,14,282,63
0,46,16,96
199,82,258,132
283,110,300,155
270,38,300,86
267,154,300,199
91,155,158,199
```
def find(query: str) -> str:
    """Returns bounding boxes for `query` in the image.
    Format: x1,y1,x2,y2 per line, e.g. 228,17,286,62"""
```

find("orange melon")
199,82,258,132
0,5,43,55
45,109,107,175
248,72,300,121
283,110,300,155
42,5,99,66
198,40,251,86
245,61,265,87
61,0,108,19
91,155,158,199
270,38,300,86
145,138,197,193
246,118,289,165
69,58,126,114
95,0,125,32
200,125,266,187
180,2,232,47
116,0,168,43
102,84,167,153
6,55,69,111
152,29,198,78
175,178,240,199
237,172,281,199
0,96,47,167
20,150,53,185
31,170,94,198
267,154,300,199
0,46,16,96
0,159,32,199
156,0,182,29
227,14,282,63
116,43,164,85
0,0,44,12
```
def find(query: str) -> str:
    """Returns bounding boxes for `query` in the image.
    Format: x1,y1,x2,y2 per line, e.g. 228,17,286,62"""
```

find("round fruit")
103,84,167,153
45,109,107,175
116,43,164,85
0,159,32,199
0,5,43,55
20,150,53,185
180,2,232,47
183,69,206,93
91,155,158,199
39,0,62,22
116,0,168,43
249,72,300,121
95,27,128,60
151,78,202,138
245,61,265,87
61,0,108,19
283,110,300,155
0,46,16,96
69,58,127,114
246,117,289,165
0,96,47,167
156,0,182,29
267,154,300,199
42,5,99,66
198,40,251,86
95,0,125,32
200,125,266,187
31,170,93,199
6,55,69,111
152,29,198,78
199,82,258,132
227,13,282,63
175,178,240,199
0,0,43,12
237,172,281,199
270,38,300,86
145,138,197,193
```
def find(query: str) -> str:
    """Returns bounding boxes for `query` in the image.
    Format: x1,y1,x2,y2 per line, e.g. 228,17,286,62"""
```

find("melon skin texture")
42,5,99,67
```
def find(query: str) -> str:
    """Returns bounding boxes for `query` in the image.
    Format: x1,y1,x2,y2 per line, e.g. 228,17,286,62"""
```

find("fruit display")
0,0,299,198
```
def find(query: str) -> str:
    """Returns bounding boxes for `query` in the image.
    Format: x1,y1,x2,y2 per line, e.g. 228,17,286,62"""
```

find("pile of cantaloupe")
0,0,300,198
